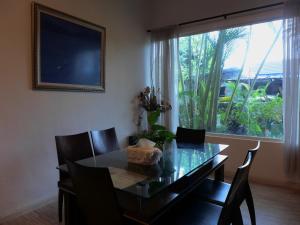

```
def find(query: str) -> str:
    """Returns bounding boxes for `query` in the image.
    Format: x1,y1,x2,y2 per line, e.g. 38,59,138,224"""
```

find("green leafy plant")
139,109,175,150
217,83,283,138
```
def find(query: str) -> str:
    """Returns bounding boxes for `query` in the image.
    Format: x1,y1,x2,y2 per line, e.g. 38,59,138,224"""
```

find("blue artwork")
34,3,105,91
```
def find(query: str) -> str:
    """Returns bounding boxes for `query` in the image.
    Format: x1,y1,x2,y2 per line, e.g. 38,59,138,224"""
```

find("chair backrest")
90,127,120,155
218,142,260,224
225,153,253,207
55,132,94,166
67,161,123,225
176,127,206,148
243,140,260,166
218,150,257,225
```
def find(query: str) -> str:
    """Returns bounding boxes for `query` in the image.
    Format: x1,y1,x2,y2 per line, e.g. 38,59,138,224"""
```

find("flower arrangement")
138,86,172,112
135,86,175,150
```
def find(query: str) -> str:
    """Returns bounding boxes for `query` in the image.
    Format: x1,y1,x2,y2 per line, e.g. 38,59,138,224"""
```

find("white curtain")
283,0,300,177
150,28,179,133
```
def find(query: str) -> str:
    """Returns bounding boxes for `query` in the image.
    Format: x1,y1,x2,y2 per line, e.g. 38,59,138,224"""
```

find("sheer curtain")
150,28,179,132
283,0,300,177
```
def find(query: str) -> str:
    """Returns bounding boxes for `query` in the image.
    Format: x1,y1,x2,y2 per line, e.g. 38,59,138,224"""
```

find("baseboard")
0,195,57,224
224,171,300,192
249,177,300,192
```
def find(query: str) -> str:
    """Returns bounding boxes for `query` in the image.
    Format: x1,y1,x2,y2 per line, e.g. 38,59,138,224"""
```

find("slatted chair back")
243,140,260,165
219,142,260,225
90,127,120,155
67,161,123,225
55,132,94,166
176,127,206,148
218,152,254,225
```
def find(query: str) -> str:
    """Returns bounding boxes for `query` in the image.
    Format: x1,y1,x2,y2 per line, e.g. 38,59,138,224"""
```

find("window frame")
177,7,285,141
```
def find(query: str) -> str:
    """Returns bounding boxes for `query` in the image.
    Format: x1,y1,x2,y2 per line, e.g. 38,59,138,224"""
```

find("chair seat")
192,178,231,205
58,178,75,195
157,197,223,225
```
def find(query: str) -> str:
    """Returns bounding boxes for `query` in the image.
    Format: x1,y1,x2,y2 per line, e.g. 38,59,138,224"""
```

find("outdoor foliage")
178,21,283,139
217,83,283,138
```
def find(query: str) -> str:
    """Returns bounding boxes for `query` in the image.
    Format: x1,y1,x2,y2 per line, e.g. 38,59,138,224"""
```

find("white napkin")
136,138,156,148
127,139,162,165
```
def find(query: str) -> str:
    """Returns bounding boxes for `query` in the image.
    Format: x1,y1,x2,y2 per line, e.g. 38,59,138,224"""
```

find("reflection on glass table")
58,141,228,198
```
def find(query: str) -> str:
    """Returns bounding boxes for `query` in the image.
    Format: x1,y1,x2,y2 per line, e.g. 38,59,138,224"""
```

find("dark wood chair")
55,132,94,222
90,127,120,155
155,151,256,225
66,161,125,225
191,141,260,225
175,127,206,148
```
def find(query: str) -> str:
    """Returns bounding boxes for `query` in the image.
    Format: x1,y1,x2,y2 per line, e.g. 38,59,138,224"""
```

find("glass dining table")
58,141,229,224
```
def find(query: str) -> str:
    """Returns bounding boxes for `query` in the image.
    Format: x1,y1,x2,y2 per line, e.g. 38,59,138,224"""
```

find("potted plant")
139,109,175,150
132,86,175,149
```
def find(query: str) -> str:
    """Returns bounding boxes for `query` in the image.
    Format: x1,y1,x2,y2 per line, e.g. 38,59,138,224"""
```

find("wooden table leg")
214,164,225,181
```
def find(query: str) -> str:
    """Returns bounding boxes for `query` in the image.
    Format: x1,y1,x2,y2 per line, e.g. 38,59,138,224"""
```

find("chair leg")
232,208,244,225
245,184,256,225
65,194,81,225
58,190,63,222
64,193,70,225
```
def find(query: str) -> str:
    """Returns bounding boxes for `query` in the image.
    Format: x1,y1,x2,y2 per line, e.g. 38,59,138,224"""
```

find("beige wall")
0,0,149,219
1,0,299,221
148,0,281,29
206,136,289,184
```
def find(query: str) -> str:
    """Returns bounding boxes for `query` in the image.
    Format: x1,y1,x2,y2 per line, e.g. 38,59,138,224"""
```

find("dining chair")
191,141,261,225
55,132,94,222
155,151,255,225
66,161,125,225
175,127,206,148
90,127,120,155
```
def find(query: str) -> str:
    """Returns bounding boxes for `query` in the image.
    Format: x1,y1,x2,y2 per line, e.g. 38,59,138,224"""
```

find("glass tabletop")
58,142,228,198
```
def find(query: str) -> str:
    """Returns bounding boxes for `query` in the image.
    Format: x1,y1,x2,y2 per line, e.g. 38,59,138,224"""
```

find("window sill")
206,132,283,144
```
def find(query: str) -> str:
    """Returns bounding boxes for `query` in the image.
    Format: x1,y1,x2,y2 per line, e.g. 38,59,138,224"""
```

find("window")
178,19,283,139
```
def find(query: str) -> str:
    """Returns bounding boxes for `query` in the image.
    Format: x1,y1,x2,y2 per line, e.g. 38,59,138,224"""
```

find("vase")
160,141,175,174
140,110,151,132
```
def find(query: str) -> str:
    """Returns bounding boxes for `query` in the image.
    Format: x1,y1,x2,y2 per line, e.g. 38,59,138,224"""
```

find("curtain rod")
147,2,284,32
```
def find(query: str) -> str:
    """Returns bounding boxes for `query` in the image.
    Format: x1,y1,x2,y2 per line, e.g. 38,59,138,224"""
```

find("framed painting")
33,3,105,92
